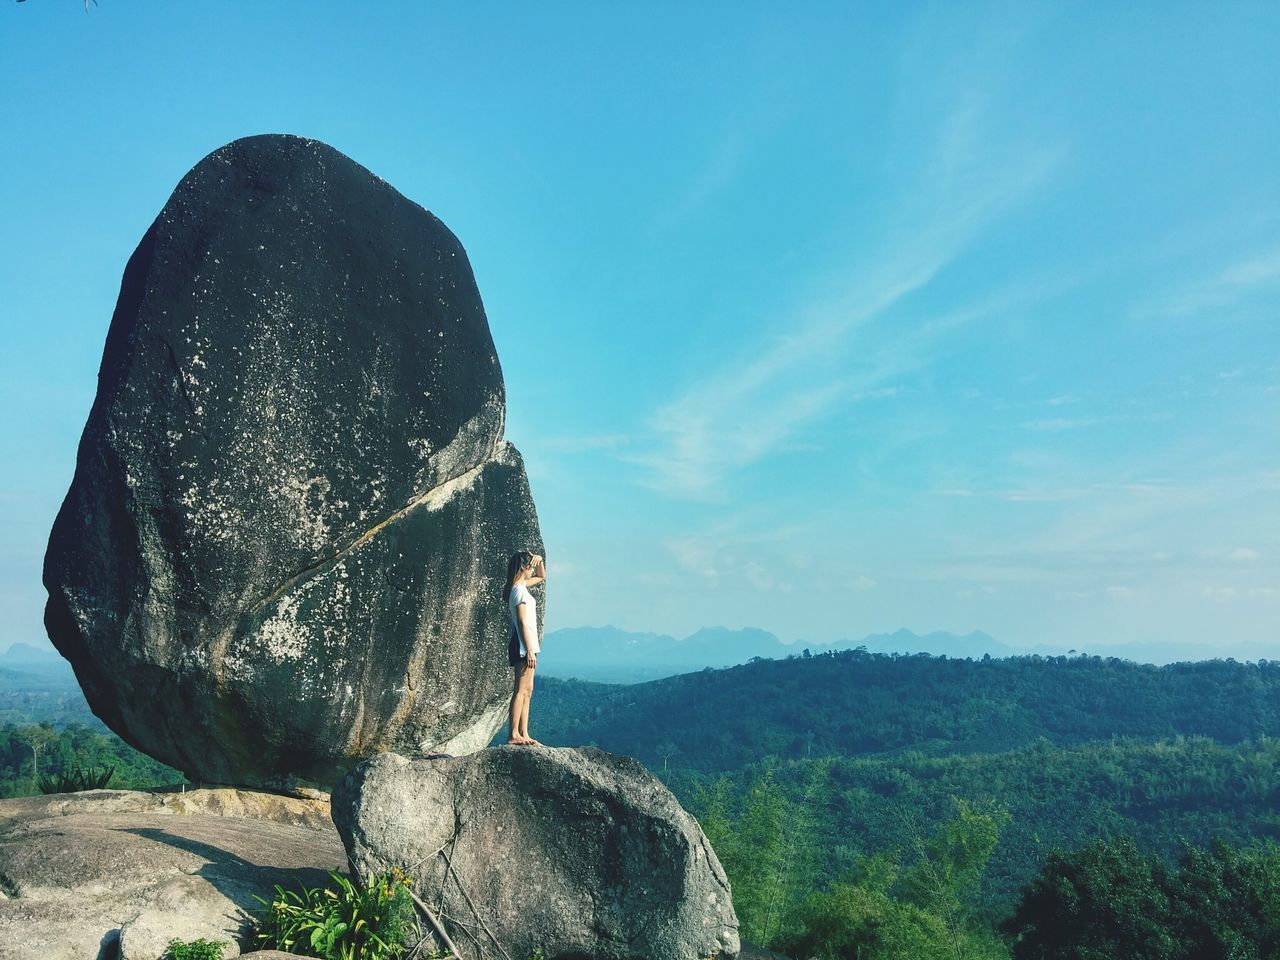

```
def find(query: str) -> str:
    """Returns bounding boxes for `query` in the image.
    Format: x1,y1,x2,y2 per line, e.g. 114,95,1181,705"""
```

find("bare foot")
507,736,534,745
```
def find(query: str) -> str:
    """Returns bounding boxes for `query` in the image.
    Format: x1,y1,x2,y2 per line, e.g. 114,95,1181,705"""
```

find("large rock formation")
331,747,741,960
0,788,347,960
43,135,543,789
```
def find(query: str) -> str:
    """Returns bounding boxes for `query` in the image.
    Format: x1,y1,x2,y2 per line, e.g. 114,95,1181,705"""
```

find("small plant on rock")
251,867,417,960
38,764,115,793
166,938,226,960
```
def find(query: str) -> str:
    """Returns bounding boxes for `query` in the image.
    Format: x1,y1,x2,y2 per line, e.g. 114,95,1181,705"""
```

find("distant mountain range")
539,625,1277,683
0,642,76,687
3,628,1273,689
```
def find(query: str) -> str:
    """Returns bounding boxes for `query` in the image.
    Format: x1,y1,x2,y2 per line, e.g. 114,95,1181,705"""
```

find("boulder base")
332,746,741,960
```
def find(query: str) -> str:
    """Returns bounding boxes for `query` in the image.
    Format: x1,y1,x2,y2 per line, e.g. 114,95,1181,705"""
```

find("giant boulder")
43,134,543,789
331,747,741,960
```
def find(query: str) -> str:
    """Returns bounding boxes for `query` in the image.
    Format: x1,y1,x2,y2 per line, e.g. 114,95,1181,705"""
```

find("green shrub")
166,939,226,960
38,764,114,793
251,867,418,960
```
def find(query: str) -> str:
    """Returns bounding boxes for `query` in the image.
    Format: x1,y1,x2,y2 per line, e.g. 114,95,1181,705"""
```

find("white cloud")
631,98,1060,499
654,129,748,230
539,434,630,453
1023,416,1105,432
1000,487,1088,503
1147,244,1280,319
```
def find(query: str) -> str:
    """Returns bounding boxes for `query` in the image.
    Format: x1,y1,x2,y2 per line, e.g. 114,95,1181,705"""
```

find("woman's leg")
516,664,537,744
507,665,530,744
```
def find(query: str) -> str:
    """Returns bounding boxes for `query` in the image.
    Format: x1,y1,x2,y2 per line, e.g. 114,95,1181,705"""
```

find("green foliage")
697,759,825,945
697,763,1010,958
251,868,418,960
533,652,1280,774
0,722,181,798
39,763,114,793
771,798,1010,960
684,734,1280,920
165,938,226,960
1003,835,1280,960
781,877,996,960
894,797,1010,952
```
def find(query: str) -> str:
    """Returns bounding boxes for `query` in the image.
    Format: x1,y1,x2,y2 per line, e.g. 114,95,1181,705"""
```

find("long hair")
504,550,535,602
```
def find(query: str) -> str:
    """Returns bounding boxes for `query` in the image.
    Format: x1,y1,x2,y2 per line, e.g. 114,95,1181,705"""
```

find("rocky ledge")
0,787,345,960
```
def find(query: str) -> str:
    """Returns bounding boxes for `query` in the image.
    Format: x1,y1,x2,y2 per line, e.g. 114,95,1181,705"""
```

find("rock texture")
332,747,741,960
0,788,347,960
0,786,332,832
43,134,543,789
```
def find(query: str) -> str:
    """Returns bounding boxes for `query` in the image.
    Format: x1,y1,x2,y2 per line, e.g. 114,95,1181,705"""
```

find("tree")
655,741,679,775
896,797,1009,960
776,805,1011,960
1003,836,1177,960
1163,837,1280,960
17,724,57,788
1005,834,1280,960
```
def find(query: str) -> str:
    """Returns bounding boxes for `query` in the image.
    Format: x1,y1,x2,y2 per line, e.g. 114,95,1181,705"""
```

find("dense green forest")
525,650,1280,955
0,668,97,728
680,734,1280,922
5,648,1280,955
0,722,182,797
702,770,1280,959
533,649,1280,771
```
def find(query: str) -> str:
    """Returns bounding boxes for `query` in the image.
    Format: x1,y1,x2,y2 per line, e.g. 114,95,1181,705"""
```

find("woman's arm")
518,599,540,664
523,554,547,587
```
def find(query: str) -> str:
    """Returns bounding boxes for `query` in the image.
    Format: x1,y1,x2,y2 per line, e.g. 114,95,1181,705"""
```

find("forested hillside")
675,734,1280,921
5,648,1279,955
0,722,182,797
533,649,1280,772
524,649,1280,953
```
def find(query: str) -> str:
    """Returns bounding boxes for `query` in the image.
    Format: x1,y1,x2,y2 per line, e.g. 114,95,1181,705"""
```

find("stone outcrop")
0,788,347,960
331,747,741,960
0,785,331,832
43,134,543,789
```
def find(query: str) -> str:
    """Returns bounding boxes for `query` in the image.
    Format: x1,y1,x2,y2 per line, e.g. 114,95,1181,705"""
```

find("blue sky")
2,3,1278,654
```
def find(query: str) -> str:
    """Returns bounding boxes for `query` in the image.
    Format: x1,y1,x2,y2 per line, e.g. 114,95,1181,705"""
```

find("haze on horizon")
2,3,1277,658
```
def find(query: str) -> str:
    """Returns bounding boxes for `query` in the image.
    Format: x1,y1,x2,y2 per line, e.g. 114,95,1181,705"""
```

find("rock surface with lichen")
332,746,741,960
0,787,347,960
42,134,543,789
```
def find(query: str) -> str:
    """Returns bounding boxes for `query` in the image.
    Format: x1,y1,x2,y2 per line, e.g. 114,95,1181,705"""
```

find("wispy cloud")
1022,416,1105,432
630,101,1060,498
653,129,748,231
538,433,630,453
1146,244,1280,319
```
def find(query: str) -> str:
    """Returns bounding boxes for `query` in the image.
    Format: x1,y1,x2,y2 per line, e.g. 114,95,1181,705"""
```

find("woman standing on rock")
504,549,545,745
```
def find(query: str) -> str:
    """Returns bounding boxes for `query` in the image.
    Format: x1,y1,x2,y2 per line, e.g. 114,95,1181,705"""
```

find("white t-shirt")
509,582,540,657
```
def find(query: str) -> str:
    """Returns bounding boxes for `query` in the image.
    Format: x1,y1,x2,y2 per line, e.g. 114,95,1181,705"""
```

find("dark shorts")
508,626,526,667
